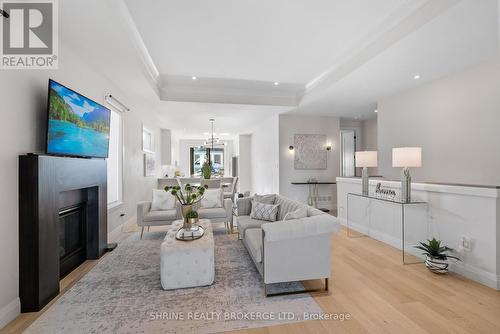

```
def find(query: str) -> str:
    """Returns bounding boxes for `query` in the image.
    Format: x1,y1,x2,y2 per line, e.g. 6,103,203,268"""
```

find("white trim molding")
0,298,20,329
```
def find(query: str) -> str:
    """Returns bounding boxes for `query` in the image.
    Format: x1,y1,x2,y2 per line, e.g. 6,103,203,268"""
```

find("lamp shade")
392,147,422,167
355,151,378,167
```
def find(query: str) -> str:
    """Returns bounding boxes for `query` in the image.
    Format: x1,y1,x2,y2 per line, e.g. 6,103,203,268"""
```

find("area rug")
25,225,323,334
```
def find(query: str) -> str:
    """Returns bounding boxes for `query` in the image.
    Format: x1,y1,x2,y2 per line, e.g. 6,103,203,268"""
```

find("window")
190,147,224,177
107,110,123,208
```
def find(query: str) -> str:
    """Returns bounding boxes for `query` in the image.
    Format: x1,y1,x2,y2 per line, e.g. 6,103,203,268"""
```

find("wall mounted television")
46,79,111,159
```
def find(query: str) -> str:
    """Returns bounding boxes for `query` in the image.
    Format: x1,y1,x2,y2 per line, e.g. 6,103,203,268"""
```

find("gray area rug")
26,225,323,333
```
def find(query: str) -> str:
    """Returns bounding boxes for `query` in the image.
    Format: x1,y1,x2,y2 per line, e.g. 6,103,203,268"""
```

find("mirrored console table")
291,181,336,211
346,192,427,264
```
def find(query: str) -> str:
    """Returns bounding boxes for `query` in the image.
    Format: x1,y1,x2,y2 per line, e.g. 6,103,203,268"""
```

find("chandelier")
203,119,225,148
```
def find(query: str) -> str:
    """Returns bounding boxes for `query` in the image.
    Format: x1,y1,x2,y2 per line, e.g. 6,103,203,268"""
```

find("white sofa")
236,194,339,296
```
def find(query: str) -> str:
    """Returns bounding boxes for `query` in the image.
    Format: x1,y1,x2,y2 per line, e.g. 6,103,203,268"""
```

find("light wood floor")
3,224,500,334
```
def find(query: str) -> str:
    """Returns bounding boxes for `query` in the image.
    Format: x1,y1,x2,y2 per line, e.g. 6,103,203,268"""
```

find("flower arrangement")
164,184,208,205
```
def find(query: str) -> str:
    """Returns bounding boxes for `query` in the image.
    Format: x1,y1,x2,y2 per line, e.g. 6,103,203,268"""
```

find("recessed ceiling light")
413,74,421,80
374,109,378,113
274,82,279,86
192,76,197,80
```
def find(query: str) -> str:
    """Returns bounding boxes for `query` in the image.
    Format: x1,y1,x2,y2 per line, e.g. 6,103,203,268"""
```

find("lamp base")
401,167,411,203
361,167,369,196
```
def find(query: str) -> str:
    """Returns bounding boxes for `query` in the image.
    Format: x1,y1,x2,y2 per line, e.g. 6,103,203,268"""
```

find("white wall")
362,117,378,151
0,44,168,327
378,58,500,186
362,117,378,175
279,115,340,209
238,134,252,193
250,115,280,194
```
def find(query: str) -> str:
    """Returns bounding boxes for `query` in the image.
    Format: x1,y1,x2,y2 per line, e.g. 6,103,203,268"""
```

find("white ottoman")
160,219,215,290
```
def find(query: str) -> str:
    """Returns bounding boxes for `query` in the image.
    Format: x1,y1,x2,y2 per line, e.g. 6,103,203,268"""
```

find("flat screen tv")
46,79,111,158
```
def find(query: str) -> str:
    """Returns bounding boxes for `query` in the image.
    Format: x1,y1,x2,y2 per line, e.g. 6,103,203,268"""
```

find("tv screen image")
46,80,111,158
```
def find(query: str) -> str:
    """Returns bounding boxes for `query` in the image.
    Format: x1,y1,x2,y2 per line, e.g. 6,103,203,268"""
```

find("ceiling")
124,0,407,83
59,0,500,135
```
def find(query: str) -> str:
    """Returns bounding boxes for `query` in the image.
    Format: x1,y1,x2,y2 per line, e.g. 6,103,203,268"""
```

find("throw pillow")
151,189,176,211
201,188,223,208
283,207,308,221
254,194,276,204
250,201,280,222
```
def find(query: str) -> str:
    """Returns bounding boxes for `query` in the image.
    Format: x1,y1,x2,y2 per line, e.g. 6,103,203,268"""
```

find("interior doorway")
340,130,356,177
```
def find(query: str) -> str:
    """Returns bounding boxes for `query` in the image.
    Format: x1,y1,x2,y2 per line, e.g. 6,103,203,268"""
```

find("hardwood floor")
3,224,499,333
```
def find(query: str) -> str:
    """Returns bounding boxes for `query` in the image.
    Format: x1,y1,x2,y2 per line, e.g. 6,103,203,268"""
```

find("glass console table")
346,193,427,264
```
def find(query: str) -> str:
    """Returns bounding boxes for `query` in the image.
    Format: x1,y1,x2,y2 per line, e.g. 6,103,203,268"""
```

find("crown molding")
114,0,160,96
159,75,304,106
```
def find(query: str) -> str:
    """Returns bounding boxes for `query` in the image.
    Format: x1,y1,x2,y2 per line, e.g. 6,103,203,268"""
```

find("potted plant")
185,210,199,227
201,161,212,179
415,238,460,274
165,184,207,230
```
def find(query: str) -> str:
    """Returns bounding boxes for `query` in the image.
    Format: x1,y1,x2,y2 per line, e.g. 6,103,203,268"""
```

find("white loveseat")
236,194,339,296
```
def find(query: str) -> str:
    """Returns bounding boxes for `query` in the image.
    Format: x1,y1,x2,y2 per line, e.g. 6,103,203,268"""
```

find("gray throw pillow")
250,201,280,222
254,194,276,204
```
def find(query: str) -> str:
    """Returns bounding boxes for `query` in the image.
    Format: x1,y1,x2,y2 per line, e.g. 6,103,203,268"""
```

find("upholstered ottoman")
160,219,215,290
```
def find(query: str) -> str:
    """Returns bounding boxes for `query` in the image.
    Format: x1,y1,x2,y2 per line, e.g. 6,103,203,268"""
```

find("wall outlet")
461,236,472,252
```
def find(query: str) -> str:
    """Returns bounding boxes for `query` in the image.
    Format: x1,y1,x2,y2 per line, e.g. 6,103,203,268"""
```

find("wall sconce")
0,9,9,18
288,145,294,151
326,145,332,151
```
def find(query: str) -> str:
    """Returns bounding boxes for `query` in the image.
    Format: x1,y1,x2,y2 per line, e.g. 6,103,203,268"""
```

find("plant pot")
181,204,193,229
188,217,199,230
425,255,449,274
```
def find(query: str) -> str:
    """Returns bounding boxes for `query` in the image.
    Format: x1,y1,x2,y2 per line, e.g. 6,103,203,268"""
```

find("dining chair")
200,178,222,189
178,177,201,188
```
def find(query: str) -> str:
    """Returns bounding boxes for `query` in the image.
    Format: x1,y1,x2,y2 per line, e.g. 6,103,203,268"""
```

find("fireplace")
59,204,86,278
19,154,108,312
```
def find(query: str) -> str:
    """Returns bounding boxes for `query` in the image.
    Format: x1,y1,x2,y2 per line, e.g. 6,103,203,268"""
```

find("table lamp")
355,151,378,195
392,147,422,202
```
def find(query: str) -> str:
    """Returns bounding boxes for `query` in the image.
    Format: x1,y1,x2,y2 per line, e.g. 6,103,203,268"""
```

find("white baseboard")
449,261,500,290
0,297,20,329
340,218,500,290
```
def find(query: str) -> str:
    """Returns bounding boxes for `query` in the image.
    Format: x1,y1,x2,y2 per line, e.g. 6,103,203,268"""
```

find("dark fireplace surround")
19,154,107,312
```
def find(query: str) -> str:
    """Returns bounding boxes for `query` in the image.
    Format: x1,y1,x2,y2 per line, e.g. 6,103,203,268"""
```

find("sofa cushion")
250,201,279,222
244,228,263,263
283,207,308,221
144,209,178,222
201,188,223,208
151,189,176,211
275,196,308,220
254,194,276,204
197,207,227,219
237,216,266,238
